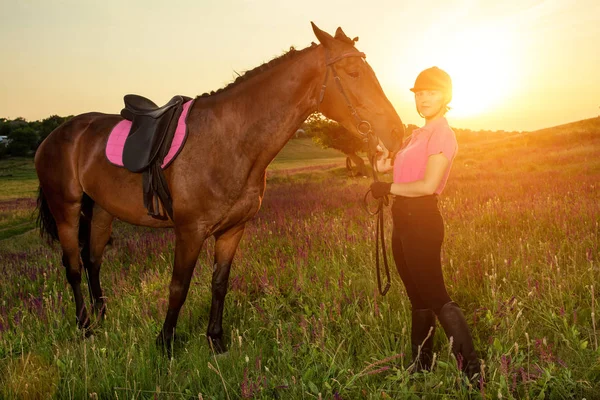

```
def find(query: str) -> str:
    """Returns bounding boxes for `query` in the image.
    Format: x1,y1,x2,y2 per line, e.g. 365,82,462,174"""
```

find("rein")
318,49,392,296
363,149,392,296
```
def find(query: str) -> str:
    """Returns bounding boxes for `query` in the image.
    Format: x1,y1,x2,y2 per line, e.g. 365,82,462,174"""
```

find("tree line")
0,115,72,159
301,115,525,176
0,113,353,161
0,113,523,167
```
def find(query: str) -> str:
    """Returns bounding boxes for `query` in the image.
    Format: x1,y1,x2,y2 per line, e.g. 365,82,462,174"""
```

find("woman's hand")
375,145,393,173
370,182,392,199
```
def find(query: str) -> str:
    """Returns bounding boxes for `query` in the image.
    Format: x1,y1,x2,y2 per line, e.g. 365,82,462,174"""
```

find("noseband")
317,49,392,296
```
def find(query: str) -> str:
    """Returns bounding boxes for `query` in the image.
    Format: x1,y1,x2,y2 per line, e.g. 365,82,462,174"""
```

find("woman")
370,67,480,378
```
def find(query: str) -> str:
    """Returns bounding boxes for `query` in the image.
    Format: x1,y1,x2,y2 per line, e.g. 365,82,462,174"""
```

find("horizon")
4,110,598,135
1,0,599,131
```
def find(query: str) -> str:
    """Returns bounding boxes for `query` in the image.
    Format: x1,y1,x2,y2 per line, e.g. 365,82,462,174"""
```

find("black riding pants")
391,194,452,314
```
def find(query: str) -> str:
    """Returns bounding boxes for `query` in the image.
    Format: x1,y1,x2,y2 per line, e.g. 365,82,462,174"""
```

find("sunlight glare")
437,24,520,118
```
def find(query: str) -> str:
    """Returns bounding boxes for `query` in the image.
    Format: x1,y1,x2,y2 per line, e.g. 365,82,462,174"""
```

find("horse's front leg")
207,224,246,353
157,225,206,355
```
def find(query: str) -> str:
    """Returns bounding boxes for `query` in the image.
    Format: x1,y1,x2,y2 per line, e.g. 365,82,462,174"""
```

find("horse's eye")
348,71,360,78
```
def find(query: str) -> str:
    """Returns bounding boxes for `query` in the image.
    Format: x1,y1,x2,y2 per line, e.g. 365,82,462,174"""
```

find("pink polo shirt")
392,117,458,194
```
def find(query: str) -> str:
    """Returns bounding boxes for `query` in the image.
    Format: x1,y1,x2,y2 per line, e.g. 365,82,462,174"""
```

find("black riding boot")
411,308,436,372
437,301,480,379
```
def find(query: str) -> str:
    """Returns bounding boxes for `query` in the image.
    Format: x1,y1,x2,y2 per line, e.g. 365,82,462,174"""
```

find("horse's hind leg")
207,224,246,353
80,200,114,320
45,191,91,332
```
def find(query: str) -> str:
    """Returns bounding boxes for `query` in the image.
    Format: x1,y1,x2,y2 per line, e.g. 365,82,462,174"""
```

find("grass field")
0,120,599,399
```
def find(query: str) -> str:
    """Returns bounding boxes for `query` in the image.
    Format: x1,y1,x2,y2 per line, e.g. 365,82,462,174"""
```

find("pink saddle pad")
105,99,194,169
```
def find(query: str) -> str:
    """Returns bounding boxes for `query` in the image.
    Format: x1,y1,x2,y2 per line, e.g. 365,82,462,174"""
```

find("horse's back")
35,112,122,197
36,112,119,158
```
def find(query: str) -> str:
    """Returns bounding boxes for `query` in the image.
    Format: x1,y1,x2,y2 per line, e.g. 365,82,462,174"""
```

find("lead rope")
364,135,392,296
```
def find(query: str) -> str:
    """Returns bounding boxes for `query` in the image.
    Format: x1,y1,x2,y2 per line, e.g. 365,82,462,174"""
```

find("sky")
1,0,599,132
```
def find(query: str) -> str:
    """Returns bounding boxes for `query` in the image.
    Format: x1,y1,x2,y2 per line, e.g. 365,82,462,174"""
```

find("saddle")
120,94,192,221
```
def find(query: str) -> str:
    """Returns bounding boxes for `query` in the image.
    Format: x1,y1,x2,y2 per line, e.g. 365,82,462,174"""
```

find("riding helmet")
410,67,452,102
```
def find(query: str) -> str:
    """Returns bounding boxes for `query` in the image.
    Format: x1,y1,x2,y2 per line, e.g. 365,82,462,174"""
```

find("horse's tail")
78,193,95,247
36,186,59,243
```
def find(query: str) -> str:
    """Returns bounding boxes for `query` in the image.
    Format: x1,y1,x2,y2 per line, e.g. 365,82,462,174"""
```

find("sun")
436,24,520,118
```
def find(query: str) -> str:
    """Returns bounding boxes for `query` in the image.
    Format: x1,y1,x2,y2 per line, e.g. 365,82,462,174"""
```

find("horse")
34,22,404,354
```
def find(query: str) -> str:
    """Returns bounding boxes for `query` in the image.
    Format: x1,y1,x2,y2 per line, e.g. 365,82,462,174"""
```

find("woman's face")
414,90,447,119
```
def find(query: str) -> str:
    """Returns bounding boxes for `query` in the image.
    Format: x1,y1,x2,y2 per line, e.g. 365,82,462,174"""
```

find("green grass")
0,219,36,241
0,157,39,200
0,139,346,242
0,198,37,241
0,124,599,399
268,138,346,171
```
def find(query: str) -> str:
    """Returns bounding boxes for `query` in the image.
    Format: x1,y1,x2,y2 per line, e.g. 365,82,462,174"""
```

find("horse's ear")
334,27,348,40
311,22,334,47
334,27,356,45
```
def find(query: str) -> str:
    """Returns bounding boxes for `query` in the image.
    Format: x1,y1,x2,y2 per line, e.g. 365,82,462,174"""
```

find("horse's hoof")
156,333,173,358
74,312,99,339
83,327,96,338
156,331,189,358
208,336,227,354
215,350,229,359
156,331,171,348
76,316,91,331
93,303,107,320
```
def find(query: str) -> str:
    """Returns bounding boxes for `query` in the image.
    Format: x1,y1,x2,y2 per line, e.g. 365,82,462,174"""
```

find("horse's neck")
229,46,324,172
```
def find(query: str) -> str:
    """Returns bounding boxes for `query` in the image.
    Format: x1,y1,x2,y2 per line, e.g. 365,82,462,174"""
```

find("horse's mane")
197,42,319,98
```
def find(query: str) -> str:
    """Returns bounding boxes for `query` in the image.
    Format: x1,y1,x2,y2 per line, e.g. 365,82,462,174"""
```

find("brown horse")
35,23,404,353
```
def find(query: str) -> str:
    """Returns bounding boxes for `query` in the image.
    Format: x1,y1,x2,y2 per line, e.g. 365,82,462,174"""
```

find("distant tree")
0,115,72,156
0,143,8,160
38,115,69,144
0,118,11,136
8,117,28,131
303,113,370,177
8,126,39,156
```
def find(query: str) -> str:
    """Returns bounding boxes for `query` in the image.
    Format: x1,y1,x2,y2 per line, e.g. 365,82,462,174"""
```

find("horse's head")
311,22,404,156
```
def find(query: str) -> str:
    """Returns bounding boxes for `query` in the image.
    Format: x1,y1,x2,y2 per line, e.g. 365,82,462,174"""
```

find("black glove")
370,182,392,199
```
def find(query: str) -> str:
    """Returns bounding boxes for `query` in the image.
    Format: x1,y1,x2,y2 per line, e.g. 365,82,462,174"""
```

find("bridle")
317,48,392,296
317,49,373,142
